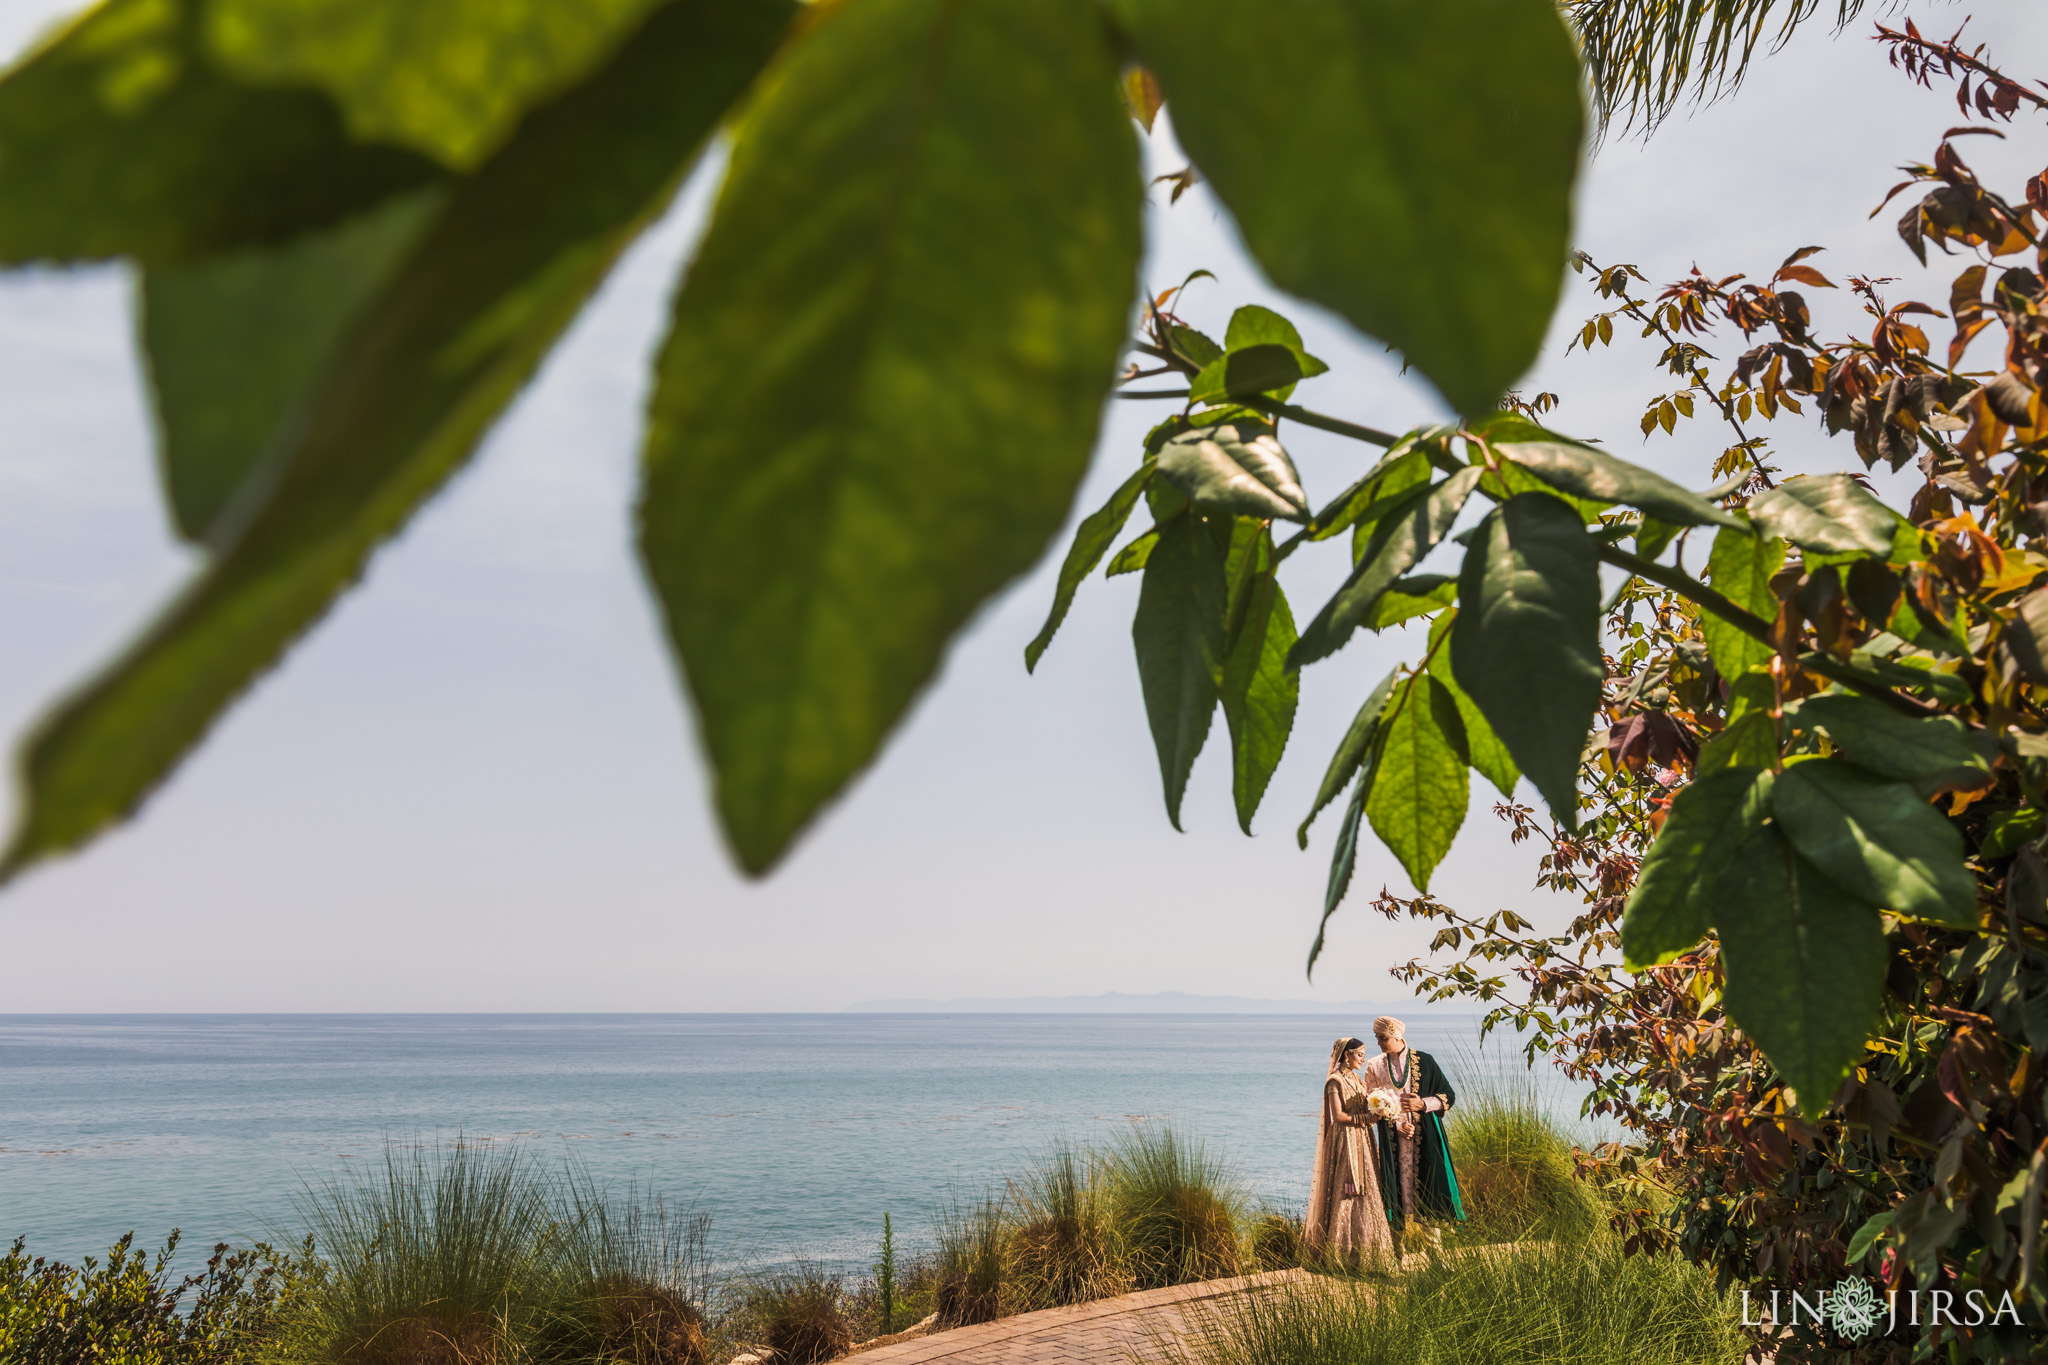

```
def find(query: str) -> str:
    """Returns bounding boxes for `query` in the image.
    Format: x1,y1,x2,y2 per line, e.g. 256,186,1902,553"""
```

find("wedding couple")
1305,1016,1465,1264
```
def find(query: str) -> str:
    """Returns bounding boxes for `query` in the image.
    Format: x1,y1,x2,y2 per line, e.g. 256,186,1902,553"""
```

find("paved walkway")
851,1270,1312,1365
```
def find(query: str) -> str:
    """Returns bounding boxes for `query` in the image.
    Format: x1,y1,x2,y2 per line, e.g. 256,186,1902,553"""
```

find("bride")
1302,1036,1394,1266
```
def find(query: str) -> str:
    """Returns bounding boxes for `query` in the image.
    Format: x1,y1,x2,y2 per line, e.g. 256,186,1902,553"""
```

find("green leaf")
1366,673,1469,892
638,0,1142,872
1290,466,1485,667
1772,759,1977,927
1154,419,1309,522
139,189,441,543
1428,610,1518,799
1113,0,1582,413
1622,765,1775,969
1311,445,1433,546
1219,303,1328,400
1106,529,1158,577
1025,462,1154,672
1495,439,1743,529
1845,1210,1895,1265
1981,807,2046,861
1167,322,1223,369
1132,517,1229,831
1702,525,1784,680
1697,711,1778,775
1365,575,1458,631
2001,587,2048,686
1187,344,1306,404
1220,564,1299,834
1716,828,1887,1116
1818,650,1972,705
1308,767,1371,977
1,0,792,886
1635,515,1681,561
1748,474,1905,558
1450,493,1603,832
1299,667,1399,849
0,0,441,265
208,0,668,170
1785,693,1992,788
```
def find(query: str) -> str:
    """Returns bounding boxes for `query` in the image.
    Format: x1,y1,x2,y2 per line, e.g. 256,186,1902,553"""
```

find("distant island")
842,990,1472,1014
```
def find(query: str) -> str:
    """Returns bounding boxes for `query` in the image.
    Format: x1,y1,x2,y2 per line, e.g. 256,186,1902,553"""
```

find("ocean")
0,1013,1580,1274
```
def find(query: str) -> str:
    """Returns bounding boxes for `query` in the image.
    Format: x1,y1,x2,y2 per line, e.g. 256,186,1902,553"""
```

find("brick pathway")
851,1270,1312,1365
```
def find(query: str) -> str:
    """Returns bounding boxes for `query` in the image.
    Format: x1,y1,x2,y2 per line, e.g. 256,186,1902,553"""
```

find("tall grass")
1003,1141,1128,1311
1159,1235,1742,1365
929,1195,1005,1328
277,1141,712,1365
1099,1125,1243,1291
1443,1077,1602,1242
735,1263,850,1365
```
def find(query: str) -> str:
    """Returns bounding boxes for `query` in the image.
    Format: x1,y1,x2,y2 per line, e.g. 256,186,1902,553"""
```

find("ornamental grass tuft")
738,1262,851,1365
1003,1141,1129,1312
1099,1124,1243,1291
1157,1233,1741,1365
1443,1076,1602,1243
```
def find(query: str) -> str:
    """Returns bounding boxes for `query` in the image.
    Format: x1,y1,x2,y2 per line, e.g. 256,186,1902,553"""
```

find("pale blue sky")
1,3,2043,1010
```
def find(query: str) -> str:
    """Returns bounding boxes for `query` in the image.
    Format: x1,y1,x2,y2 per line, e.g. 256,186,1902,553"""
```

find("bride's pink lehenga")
1302,1056,1394,1266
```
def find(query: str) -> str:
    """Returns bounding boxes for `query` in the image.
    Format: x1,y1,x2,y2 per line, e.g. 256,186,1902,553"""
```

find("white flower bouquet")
1367,1089,1403,1123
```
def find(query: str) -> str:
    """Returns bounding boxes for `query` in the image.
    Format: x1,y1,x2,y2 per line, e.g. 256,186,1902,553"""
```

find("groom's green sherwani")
1372,1048,1466,1228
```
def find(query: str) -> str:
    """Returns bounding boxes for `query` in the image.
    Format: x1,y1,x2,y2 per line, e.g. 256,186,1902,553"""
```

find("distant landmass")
842,990,1470,1014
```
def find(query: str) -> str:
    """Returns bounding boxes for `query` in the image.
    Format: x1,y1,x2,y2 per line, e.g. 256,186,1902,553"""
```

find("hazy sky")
2,3,2044,1012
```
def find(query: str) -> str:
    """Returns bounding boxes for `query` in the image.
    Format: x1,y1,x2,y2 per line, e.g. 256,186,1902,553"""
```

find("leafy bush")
1100,1126,1243,1291
0,1231,302,1365
1160,1234,1741,1365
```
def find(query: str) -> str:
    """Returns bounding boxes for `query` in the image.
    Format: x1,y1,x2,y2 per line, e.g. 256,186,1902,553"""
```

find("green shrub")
1003,1143,1129,1312
739,1264,849,1365
930,1196,1005,1328
1444,1080,1601,1243
1100,1126,1243,1291
0,1231,303,1365
1161,1234,1741,1365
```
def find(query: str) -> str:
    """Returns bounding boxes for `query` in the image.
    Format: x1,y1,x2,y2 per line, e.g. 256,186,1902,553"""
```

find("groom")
1367,1016,1466,1233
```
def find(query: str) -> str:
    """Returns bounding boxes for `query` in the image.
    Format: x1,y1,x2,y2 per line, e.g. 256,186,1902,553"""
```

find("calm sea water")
0,1014,1578,1273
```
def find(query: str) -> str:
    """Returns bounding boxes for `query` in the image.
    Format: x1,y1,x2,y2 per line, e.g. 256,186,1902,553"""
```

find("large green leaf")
1702,524,1783,679
139,190,441,543
1621,765,1775,968
1308,767,1371,976
1153,419,1309,522
1695,673,1778,775
638,0,1142,871
0,0,441,265
0,0,793,884
1717,828,1888,1115
1450,493,1602,831
1428,612,1519,799
1024,462,1154,672
1220,562,1299,835
1786,693,1993,788
1495,439,1742,529
1290,466,1484,667
208,0,667,169
1299,667,1399,848
1310,447,1432,547
1772,758,1977,927
1749,474,1904,558
1366,672,1469,892
1132,517,1229,830
1367,575,1458,631
1113,0,1583,413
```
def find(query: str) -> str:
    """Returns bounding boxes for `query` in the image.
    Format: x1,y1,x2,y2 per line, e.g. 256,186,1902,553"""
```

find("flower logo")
1827,1277,1882,1340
